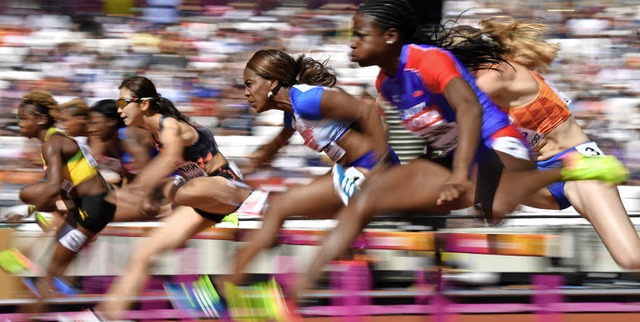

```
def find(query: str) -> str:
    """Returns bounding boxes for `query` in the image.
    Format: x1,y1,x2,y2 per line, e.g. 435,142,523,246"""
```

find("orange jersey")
506,72,571,146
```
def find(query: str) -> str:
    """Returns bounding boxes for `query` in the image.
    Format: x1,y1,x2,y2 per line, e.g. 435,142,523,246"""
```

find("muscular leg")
298,159,473,298
229,174,343,285
96,206,214,320
173,176,251,215
565,181,640,269
26,225,96,315
491,152,564,217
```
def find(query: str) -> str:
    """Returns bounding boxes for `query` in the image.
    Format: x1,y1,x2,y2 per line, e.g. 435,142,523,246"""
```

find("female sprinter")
227,49,399,291
17,89,115,312
450,16,640,269
297,0,628,299
87,99,156,187
94,76,257,320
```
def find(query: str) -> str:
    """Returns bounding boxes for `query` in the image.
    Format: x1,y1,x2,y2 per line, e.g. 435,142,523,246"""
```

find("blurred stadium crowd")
0,0,639,182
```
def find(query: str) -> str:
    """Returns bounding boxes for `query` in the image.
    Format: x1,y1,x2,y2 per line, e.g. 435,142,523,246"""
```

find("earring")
386,40,394,45
267,91,273,98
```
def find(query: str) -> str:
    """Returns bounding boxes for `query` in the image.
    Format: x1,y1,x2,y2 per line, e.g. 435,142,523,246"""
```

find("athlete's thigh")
137,206,214,255
361,159,471,213
564,180,640,264
495,150,536,171
269,173,344,219
173,176,246,212
520,186,560,210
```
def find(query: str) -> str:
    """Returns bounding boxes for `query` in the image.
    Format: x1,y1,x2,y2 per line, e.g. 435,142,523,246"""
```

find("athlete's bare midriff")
336,129,376,167
533,116,590,161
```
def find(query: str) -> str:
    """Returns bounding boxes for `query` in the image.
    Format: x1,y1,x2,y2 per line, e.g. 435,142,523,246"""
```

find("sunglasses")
116,97,153,109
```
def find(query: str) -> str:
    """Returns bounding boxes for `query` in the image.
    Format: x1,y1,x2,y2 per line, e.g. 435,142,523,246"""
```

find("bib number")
575,142,604,157
322,142,346,162
177,162,206,179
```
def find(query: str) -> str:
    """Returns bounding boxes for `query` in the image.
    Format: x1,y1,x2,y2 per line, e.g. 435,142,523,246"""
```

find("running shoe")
218,213,239,228
0,248,35,273
164,275,227,318
225,279,298,322
53,277,81,295
561,152,629,184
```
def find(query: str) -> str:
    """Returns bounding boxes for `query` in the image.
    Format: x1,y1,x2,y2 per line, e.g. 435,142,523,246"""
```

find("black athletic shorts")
193,163,244,223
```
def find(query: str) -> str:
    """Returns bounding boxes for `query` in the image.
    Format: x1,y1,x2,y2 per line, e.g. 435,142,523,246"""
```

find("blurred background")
0,0,640,308
0,0,638,184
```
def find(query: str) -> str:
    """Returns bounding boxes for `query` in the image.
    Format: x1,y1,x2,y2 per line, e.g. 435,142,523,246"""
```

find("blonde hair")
478,16,560,70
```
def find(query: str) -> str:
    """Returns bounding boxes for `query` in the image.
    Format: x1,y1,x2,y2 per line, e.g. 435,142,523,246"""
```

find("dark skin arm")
320,89,388,159
437,77,482,205
19,137,66,212
248,127,296,173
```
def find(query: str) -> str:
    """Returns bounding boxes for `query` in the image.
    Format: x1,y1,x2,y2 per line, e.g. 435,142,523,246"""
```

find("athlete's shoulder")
290,84,325,120
405,44,453,66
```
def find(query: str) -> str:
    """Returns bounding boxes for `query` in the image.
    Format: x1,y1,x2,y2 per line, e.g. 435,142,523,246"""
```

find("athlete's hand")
436,173,470,205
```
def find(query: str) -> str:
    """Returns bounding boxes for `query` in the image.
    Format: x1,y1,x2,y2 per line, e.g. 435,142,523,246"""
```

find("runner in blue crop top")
222,49,400,290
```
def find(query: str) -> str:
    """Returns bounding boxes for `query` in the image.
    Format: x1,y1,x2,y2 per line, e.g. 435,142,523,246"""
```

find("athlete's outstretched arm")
321,89,388,158
20,138,65,211
437,77,482,204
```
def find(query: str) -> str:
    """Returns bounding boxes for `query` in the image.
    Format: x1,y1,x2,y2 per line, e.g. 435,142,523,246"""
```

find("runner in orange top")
451,16,640,269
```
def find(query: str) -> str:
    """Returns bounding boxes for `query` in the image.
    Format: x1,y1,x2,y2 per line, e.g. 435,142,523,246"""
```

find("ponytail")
295,55,337,87
154,96,190,124
119,76,191,124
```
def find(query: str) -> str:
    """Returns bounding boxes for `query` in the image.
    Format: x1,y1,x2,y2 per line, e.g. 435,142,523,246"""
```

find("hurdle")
2,221,640,321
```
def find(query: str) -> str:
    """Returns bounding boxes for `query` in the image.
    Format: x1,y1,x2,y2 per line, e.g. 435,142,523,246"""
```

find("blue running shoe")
53,277,81,295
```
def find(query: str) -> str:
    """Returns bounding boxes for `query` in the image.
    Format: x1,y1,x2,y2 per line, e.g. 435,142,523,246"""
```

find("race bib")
321,142,347,162
176,162,206,179
575,142,604,157
518,127,544,147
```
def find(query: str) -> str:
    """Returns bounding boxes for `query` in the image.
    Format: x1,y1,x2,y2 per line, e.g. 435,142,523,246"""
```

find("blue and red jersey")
376,44,511,154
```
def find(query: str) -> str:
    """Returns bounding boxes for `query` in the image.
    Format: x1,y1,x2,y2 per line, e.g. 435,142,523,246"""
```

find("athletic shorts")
537,141,605,210
419,124,530,217
68,192,116,234
193,163,244,222
349,147,401,168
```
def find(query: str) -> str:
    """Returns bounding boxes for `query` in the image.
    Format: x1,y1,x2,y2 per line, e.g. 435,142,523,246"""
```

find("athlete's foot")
224,279,300,322
561,152,629,184
93,299,125,321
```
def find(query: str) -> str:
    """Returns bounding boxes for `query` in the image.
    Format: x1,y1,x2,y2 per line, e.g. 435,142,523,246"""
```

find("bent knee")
612,255,640,270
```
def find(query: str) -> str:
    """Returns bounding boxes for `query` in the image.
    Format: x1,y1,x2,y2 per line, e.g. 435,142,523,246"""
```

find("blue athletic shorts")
537,141,605,210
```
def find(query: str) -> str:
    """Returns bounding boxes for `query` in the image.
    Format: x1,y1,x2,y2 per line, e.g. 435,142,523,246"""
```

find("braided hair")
358,0,509,70
19,89,58,128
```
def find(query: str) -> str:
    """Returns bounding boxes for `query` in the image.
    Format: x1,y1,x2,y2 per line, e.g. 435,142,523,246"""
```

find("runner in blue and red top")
299,0,627,299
